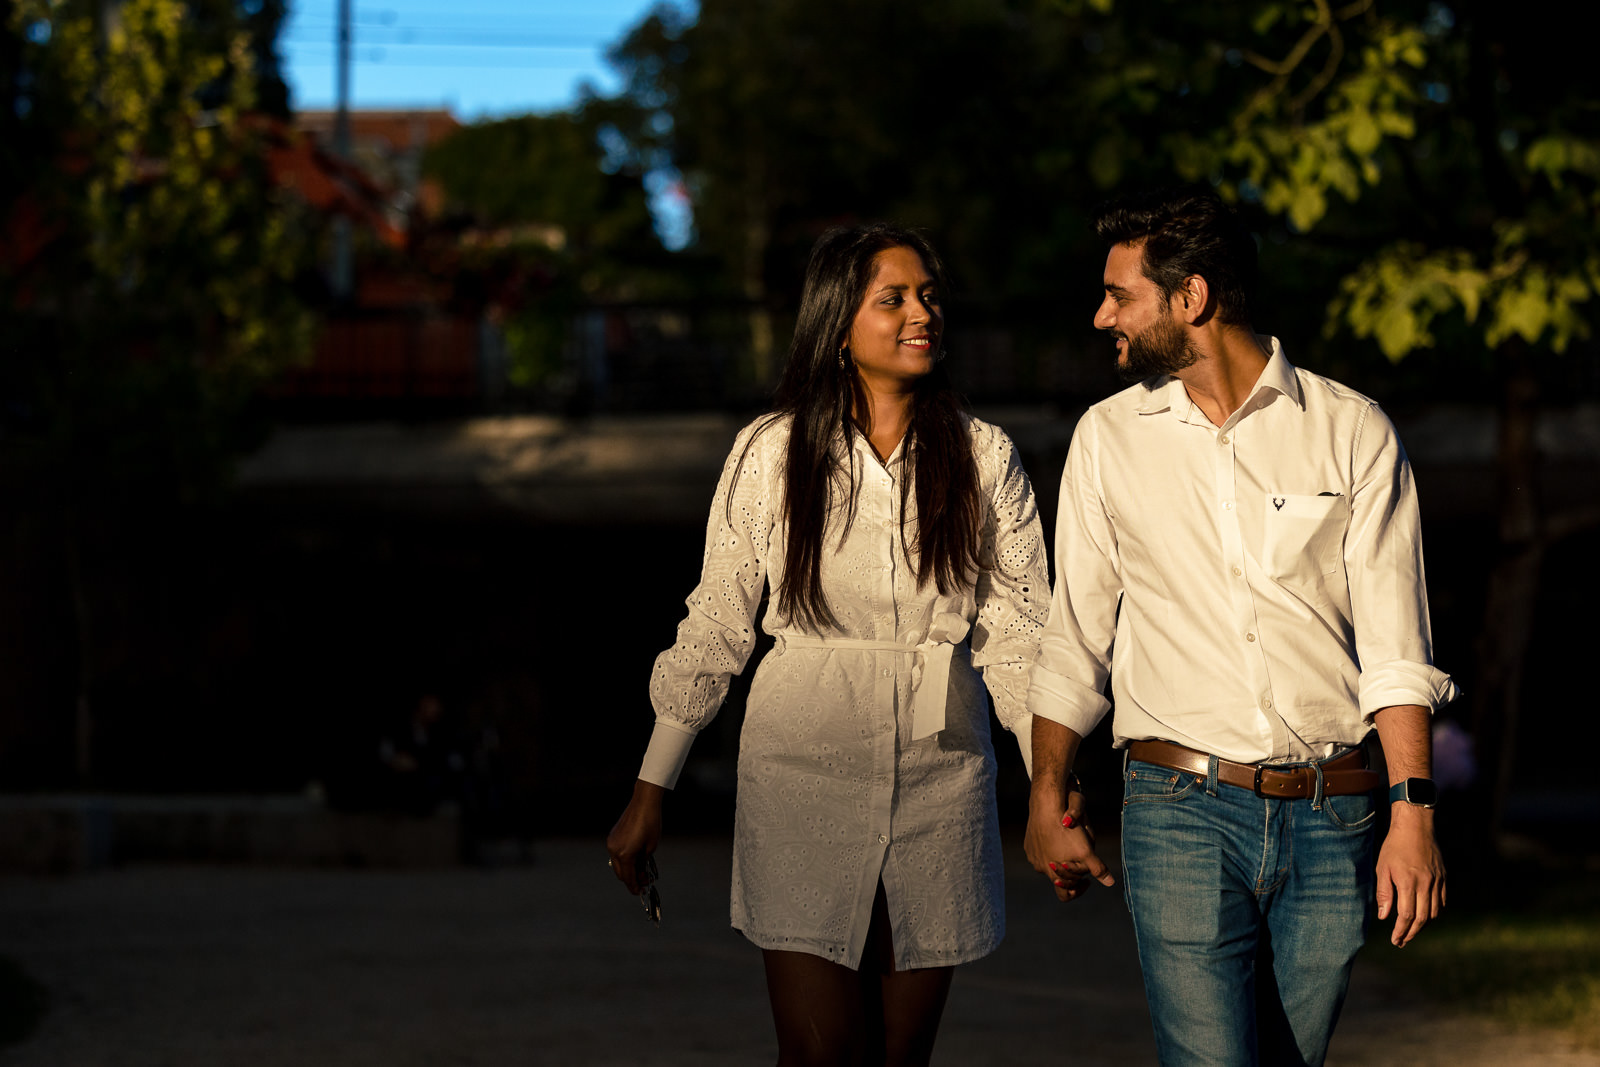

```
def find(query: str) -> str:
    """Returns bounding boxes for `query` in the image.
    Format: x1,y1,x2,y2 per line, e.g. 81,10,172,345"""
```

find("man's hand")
1026,718,1114,902
1025,784,1114,903
1375,803,1445,946
1372,704,1445,946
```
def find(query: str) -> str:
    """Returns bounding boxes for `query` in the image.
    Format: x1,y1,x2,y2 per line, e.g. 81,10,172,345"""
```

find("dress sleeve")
969,425,1052,777
640,420,776,788
1346,405,1459,719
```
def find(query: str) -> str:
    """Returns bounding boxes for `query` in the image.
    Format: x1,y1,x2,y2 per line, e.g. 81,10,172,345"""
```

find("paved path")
1,836,1594,1066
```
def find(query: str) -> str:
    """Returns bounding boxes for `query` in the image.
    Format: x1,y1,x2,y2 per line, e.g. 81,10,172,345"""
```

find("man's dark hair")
1092,186,1258,326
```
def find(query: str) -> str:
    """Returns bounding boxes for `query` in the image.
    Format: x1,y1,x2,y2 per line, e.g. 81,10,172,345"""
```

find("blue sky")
279,0,689,118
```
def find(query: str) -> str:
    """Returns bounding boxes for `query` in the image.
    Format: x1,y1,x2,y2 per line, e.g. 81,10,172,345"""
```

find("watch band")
1387,777,1438,808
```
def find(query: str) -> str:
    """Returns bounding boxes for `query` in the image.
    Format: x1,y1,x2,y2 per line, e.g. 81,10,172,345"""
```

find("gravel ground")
0,836,1594,1066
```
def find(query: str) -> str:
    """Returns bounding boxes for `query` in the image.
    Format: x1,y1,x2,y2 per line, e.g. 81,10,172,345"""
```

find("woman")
607,224,1049,1066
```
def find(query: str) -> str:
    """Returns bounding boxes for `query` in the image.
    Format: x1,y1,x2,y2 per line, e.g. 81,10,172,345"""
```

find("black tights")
761,882,955,1067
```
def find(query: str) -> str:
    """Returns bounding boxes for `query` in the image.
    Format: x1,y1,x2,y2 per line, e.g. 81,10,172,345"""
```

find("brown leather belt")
1127,739,1384,799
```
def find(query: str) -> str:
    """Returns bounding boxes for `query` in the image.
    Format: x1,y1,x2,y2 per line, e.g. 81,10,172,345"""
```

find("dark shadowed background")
1,0,1598,1057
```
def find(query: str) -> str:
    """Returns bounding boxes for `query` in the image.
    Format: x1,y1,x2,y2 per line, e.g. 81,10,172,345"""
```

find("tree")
4,0,313,443
421,109,679,396
1,0,316,784
601,0,1099,386
424,112,655,254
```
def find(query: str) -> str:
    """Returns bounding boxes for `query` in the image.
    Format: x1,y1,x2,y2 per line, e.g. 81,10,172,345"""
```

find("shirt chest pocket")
1261,493,1348,582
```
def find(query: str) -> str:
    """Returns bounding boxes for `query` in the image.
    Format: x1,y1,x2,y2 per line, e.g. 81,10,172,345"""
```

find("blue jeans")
1120,756,1376,1067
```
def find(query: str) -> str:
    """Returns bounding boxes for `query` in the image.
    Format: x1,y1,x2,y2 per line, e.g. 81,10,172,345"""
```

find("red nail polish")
1048,862,1058,871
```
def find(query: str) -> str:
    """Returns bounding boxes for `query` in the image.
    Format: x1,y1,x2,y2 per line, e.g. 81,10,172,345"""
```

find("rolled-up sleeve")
1345,405,1460,720
970,427,1051,776
641,422,775,787
1028,410,1121,738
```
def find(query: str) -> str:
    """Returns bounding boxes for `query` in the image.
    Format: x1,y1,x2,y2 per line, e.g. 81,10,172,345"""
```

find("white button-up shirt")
1028,341,1457,763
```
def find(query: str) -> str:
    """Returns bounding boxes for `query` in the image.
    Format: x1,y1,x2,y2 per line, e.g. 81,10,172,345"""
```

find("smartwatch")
1387,777,1438,808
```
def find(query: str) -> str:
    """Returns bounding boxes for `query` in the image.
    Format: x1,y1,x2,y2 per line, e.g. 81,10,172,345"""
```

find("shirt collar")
1251,337,1303,411
1133,336,1302,417
1133,374,1188,416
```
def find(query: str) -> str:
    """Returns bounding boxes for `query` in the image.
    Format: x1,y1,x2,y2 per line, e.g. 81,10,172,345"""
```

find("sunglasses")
640,855,661,926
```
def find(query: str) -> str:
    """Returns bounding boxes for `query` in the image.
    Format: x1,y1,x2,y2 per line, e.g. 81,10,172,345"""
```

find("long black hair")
749,223,982,634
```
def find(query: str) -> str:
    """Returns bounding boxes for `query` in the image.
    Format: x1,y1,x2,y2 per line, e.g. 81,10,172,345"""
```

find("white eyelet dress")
639,413,1050,971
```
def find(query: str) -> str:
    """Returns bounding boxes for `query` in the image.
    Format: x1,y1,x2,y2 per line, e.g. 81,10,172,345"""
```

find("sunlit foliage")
3,0,314,491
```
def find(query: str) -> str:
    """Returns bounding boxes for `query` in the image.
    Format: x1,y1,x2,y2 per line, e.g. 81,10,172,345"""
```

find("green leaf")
1288,181,1327,232
1329,245,1498,359
1345,109,1381,155
1526,134,1600,188
1486,266,1595,352
1252,3,1286,34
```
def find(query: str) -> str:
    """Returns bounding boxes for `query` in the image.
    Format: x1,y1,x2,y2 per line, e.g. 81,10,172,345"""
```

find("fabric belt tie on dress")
1127,739,1384,798
777,612,971,741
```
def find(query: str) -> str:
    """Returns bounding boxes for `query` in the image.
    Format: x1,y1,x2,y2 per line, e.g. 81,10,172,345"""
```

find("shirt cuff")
1027,668,1112,739
639,720,698,789
1358,662,1461,722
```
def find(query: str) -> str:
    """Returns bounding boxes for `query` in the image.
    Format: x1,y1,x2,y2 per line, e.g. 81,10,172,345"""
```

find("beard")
1116,312,1200,384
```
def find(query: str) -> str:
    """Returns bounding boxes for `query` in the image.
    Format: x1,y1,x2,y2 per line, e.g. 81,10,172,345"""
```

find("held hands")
1025,780,1115,903
1375,802,1446,946
606,779,665,895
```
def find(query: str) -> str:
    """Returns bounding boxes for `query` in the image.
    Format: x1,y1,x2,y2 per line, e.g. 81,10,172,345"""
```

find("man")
1025,187,1457,1066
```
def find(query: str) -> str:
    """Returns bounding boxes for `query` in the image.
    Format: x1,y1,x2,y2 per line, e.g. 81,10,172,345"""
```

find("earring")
838,346,850,370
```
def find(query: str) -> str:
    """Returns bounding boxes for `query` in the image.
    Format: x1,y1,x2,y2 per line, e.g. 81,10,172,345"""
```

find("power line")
284,27,610,44
291,56,604,70
279,1,678,111
286,5,665,35
283,35,603,49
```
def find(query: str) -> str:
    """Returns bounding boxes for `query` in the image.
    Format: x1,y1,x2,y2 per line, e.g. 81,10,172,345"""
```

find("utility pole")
332,0,353,300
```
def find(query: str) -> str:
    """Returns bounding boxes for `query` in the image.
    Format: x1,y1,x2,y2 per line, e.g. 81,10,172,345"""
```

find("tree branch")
1288,19,1345,113
1233,0,1375,130
1334,0,1377,20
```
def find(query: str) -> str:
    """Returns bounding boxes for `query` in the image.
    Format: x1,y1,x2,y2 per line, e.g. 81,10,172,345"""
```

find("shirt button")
1246,632,1256,642
882,668,892,678
1232,566,1243,577
1223,501,1235,511
1219,434,1230,444
878,834,888,844
1262,698,1274,710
